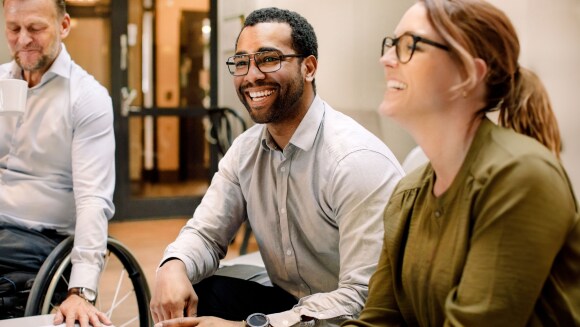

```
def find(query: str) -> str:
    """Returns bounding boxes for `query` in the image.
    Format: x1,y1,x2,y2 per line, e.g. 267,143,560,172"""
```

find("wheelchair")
0,236,152,327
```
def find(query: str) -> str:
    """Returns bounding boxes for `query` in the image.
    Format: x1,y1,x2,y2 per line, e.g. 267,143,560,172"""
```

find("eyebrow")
234,47,281,56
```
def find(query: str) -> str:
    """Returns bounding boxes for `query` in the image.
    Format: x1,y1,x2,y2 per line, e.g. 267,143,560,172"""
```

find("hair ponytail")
498,67,562,158
423,0,562,159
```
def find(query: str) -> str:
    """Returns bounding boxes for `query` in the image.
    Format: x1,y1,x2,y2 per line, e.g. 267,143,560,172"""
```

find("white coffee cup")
0,79,28,116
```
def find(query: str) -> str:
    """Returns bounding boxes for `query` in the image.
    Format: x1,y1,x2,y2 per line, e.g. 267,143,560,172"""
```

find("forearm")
161,228,226,284
161,170,247,283
69,205,109,290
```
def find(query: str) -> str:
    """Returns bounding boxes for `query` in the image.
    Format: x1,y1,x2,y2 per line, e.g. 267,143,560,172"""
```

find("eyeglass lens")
396,35,415,63
383,35,415,63
227,51,282,76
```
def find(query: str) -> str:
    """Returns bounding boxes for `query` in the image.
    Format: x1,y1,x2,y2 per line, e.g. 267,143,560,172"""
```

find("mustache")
15,46,42,52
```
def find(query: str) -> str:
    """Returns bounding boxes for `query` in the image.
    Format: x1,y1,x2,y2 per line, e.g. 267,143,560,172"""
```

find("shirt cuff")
158,253,201,283
69,262,100,291
268,310,301,327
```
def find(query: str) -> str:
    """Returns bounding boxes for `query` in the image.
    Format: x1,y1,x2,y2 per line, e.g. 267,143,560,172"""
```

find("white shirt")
402,145,429,173
163,96,404,326
0,44,115,290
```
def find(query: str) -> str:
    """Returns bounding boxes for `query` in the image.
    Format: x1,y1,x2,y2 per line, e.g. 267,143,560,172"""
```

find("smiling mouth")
387,80,407,90
248,89,275,102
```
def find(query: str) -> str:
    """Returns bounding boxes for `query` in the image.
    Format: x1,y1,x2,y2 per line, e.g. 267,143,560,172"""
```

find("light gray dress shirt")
162,96,404,326
0,45,115,291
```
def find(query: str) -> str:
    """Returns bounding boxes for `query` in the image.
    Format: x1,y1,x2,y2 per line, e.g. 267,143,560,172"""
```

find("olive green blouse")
344,118,580,326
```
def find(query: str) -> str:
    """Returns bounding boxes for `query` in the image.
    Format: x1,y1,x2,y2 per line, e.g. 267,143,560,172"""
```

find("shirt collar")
7,43,71,85
260,95,325,152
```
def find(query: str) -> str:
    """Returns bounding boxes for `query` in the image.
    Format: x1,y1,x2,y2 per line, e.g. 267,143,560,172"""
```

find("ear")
302,55,317,83
473,58,488,84
60,13,71,39
469,58,489,105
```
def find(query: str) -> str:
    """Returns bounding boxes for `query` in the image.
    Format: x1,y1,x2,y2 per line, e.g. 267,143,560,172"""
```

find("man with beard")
0,1,114,326
150,7,403,327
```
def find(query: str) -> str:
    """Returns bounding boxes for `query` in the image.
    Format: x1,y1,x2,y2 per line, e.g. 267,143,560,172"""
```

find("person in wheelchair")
0,0,115,326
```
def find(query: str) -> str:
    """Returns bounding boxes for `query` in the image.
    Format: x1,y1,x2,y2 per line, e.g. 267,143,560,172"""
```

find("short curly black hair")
239,7,318,59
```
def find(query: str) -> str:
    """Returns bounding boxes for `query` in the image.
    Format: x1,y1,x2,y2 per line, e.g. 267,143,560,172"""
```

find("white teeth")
249,89,274,100
387,80,407,90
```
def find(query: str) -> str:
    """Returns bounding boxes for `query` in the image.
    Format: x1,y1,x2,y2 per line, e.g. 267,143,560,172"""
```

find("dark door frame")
110,0,219,220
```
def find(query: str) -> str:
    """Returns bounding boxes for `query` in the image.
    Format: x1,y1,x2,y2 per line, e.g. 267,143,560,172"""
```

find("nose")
380,46,398,68
244,58,266,82
16,30,33,46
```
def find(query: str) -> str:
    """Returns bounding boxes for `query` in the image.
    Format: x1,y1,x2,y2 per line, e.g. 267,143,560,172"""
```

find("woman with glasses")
343,0,580,326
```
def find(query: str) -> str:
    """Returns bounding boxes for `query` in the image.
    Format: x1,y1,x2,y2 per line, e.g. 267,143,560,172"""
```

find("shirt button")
280,208,286,214
434,210,441,218
286,249,292,256
281,167,286,172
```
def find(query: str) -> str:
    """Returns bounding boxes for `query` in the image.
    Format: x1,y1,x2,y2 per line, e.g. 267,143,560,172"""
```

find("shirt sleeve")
341,183,410,327
442,156,577,326
160,137,247,283
270,150,404,327
68,77,116,291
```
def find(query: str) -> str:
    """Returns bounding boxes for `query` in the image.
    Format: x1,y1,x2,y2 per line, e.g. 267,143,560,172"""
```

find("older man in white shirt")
0,1,114,327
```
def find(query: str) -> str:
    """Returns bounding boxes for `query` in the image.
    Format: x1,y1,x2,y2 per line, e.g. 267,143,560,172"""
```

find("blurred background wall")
217,0,580,200
1,0,578,200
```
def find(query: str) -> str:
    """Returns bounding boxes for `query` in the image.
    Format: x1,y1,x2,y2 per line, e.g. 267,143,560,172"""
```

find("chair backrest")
204,108,248,159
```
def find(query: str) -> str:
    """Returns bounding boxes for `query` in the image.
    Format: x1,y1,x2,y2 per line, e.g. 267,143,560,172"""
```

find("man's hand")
154,316,245,327
150,259,198,323
53,294,112,327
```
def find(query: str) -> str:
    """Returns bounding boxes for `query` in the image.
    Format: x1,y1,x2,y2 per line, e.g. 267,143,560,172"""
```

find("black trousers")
194,275,298,321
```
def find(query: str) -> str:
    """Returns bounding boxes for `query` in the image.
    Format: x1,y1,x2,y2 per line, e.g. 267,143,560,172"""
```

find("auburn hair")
422,0,561,157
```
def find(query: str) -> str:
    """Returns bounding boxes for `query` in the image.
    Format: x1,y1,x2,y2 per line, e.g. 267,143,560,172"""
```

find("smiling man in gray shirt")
150,7,404,327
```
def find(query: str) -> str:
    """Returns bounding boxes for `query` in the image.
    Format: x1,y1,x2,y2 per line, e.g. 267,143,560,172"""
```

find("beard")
15,52,52,72
238,72,305,125
14,41,60,73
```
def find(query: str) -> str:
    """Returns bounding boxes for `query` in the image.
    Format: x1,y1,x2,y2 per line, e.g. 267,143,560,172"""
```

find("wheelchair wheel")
24,236,152,327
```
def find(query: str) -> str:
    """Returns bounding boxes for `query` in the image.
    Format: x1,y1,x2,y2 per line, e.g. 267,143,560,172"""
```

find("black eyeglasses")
382,33,450,63
226,50,306,76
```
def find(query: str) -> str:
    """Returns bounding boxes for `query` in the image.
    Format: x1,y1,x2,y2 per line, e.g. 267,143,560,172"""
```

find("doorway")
65,0,218,220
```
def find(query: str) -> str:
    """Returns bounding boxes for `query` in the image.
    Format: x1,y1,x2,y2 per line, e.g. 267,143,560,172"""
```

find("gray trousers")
0,225,65,274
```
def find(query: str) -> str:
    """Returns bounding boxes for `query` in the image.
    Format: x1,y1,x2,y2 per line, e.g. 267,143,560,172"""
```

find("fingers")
185,288,199,319
155,316,241,327
154,316,198,327
77,311,90,327
64,310,106,327
152,310,161,324
185,300,198,318
151,301,184,323
65,310,77,327
53,310,64,324
58,295,110,327
96,311,112,325
150,260,195,324
88,310,105,327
